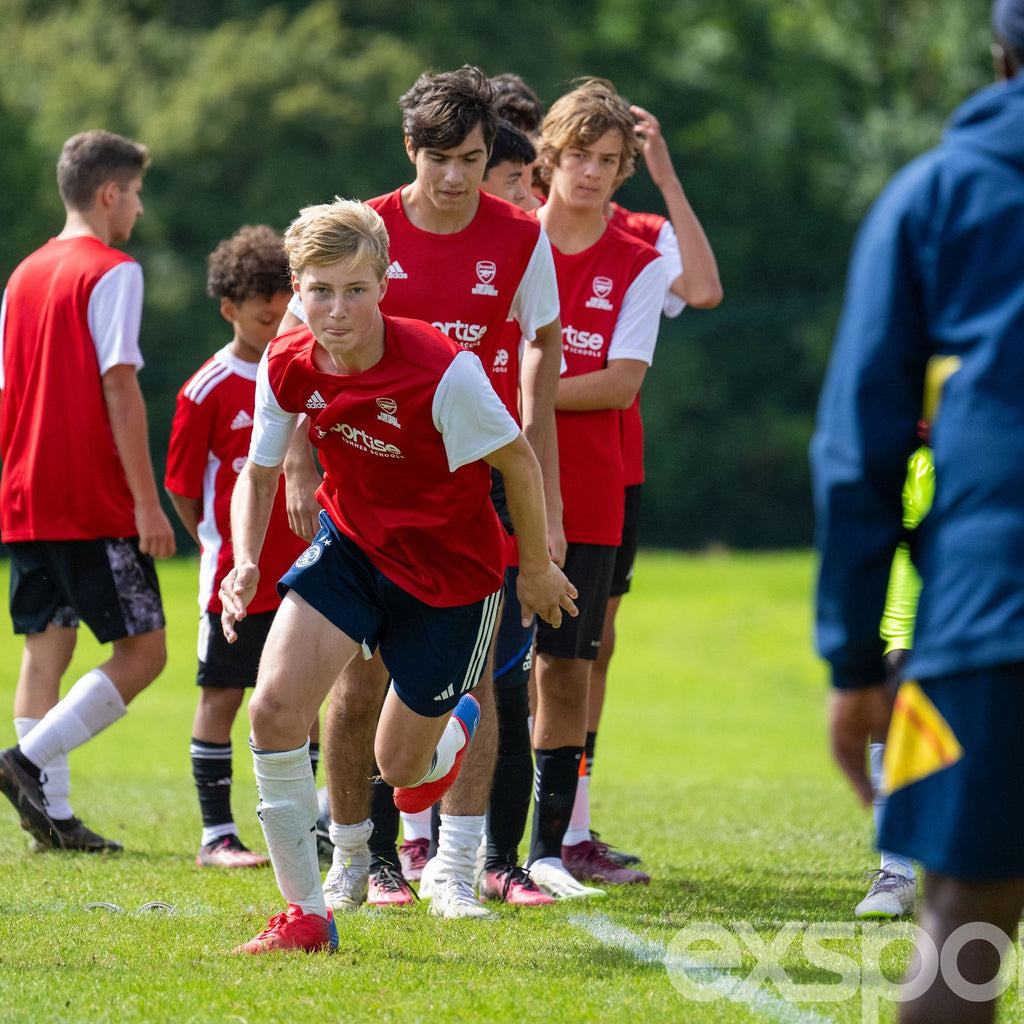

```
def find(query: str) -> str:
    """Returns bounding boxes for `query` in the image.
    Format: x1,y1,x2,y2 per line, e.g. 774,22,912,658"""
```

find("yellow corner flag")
881,680,963,795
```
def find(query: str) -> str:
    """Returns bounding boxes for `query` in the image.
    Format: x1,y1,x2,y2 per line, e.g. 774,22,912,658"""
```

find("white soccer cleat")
322,844,369,913
428,876,493,920
418,855,439,899
527,857,606,900
855,869,917,920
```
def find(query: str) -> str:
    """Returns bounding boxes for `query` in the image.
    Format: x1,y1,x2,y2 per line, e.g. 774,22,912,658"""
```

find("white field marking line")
570,913,837,1024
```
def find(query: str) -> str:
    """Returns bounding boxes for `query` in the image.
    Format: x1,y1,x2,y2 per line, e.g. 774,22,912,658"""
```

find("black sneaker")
39,817,123,853
590,830,642,867
0,747,58,849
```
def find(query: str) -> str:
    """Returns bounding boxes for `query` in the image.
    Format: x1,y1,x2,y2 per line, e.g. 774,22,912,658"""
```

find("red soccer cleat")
393,695,479,814
233,903,338,954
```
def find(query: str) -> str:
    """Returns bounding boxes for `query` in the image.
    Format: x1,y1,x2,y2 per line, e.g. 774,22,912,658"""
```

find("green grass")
0,551,1019,1023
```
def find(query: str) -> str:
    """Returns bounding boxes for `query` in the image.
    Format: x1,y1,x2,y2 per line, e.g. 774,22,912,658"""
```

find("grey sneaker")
0,747,58,849
428,876,493,920
855,870,917,920
322,845,370,913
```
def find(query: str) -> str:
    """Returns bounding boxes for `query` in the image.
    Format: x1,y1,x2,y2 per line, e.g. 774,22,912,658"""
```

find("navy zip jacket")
812,75,1024,689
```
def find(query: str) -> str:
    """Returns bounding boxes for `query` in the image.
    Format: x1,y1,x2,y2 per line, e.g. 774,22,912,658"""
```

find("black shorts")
610,484,642,598
7,537,165,643
534,542,616,661
197,610,274,689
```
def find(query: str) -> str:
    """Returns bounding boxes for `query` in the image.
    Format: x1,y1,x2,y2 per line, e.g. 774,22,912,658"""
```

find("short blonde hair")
538,78,639,186
283,198,389,280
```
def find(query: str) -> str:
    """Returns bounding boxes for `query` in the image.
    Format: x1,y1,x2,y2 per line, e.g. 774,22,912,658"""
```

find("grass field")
0,550,1019,1024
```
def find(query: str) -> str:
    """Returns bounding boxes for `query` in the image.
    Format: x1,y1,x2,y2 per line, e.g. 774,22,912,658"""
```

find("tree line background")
0,0,996,551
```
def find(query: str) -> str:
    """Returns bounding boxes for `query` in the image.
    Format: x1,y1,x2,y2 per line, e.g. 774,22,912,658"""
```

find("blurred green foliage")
0,0,995,549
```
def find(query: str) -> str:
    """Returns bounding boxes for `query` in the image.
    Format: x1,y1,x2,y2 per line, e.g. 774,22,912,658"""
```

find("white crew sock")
251,739,325,918
19,670,126,769
563,773,591,847
870,742,915,880
401,808,433,842
434,813,485,882
16,717,72,820
411,715,467,787
328,818,373,858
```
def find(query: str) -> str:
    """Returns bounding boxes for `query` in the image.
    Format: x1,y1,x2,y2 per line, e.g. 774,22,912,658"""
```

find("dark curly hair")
490,73,545,135
206,225,290,303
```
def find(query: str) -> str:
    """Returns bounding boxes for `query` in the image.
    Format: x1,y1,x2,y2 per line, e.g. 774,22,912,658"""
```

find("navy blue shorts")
609,484,642,598
880,662,1024,880
278,514,501,716
534,542,615,661
7,537,165,643
494,565,535,690
197,610,274,689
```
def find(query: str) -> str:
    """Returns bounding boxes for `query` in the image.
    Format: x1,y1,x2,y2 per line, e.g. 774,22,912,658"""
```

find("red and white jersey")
608,203,684,316
550,221,666,545
251,316,519,607
287,189,559,422
0,236,145,541
608,202,686,486
165,346,308,616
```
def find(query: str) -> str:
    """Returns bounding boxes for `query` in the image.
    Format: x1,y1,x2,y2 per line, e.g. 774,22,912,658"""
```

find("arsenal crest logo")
477,260,497,285
592,276,613,299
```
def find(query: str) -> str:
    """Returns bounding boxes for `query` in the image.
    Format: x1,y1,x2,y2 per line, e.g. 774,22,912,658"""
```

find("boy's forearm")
102,367,164,510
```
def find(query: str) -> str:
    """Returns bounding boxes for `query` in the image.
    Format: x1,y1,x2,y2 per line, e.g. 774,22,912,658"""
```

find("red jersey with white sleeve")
165,346,308,616
286,189,559,422
551,221,666,545
608,202,685,486
0,236,144,541
251,315,520,607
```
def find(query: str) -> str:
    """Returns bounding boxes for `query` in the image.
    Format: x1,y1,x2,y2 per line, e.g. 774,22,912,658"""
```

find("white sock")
870,742,915,880
16,717,73,820
435,813,484,882
328,818,373,858
411,715,467,787
19,670,126,769
401,808,433,842
200,823,239,847
563,773,591,847
251,739,325,918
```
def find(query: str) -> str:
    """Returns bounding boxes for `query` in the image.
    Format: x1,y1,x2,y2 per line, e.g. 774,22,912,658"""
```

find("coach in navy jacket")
815,71,1024,690
812,4,1024,1021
